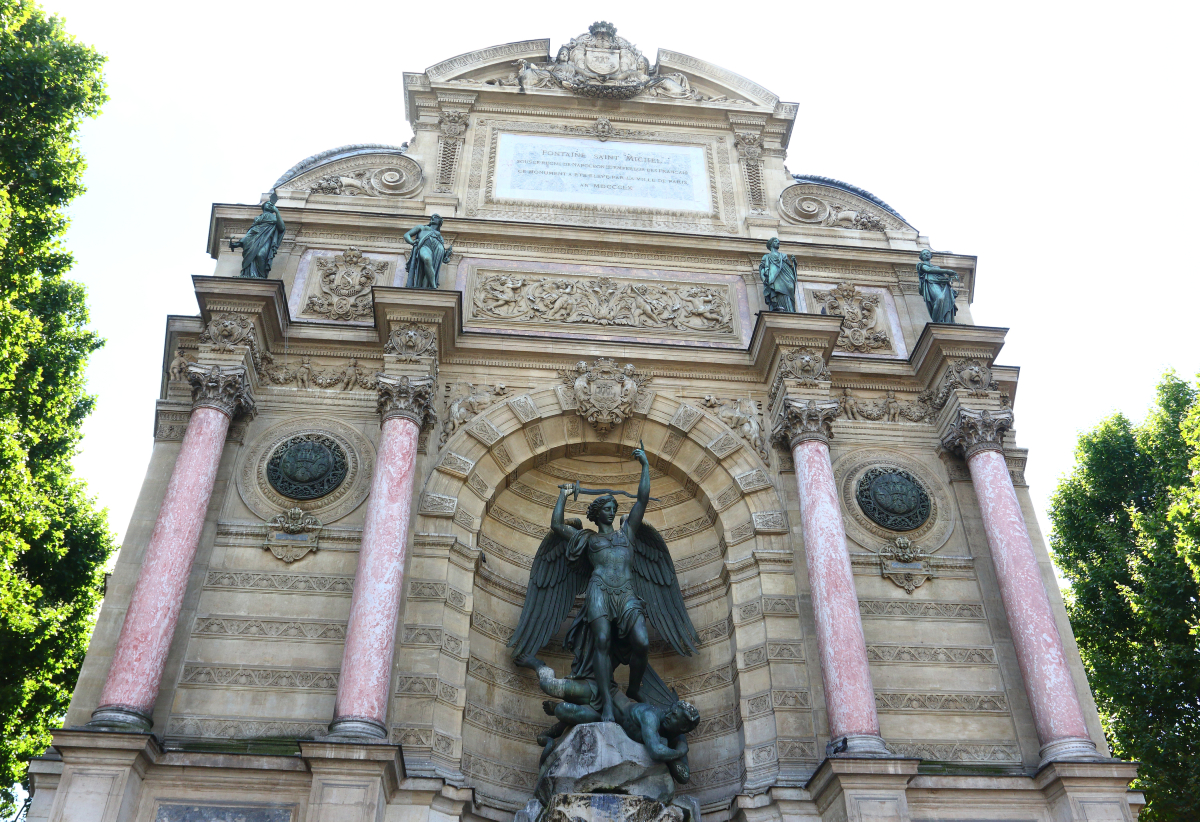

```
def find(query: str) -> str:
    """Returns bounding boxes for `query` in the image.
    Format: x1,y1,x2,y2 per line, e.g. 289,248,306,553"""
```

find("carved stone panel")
461,259,746,345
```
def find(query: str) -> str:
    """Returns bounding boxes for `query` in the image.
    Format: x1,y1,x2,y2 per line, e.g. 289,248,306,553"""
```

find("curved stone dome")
791,173,907,223
271,143,408,190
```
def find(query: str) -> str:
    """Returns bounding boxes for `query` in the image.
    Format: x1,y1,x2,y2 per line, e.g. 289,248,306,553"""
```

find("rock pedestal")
517,723,700,822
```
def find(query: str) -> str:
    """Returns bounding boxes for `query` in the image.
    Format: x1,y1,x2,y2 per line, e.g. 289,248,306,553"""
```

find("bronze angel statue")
510,446,702,780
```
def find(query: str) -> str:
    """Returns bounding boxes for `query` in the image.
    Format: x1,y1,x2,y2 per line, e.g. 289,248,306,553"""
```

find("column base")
300,739,404,822
806,757,920,822
84,706,153,732
827,734,892,758
46,729,160,822
1038,737,1103,767
1035,760,1142,821
325,716,388,741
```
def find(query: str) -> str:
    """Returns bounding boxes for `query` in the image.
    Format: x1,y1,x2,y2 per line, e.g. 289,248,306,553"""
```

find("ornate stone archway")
395,391,818,811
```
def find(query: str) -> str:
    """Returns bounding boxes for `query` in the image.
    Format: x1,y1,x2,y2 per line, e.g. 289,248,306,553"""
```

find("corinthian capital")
187,364,256,419
378,374,436,427
774,397,841,449
942,407,1013,460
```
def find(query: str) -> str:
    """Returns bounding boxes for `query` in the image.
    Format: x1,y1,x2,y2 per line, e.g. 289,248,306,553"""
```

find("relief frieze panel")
460,258,748,346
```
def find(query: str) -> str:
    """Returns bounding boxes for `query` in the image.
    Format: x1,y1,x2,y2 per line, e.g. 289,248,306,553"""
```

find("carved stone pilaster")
774,397,840,449
377,374,437,427
734,132,768,216
434,112,469,194
186,364,255,419
941,408,1014,460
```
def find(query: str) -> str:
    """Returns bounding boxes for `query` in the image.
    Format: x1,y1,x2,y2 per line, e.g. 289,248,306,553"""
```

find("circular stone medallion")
267,434,348,500
855,467,930,532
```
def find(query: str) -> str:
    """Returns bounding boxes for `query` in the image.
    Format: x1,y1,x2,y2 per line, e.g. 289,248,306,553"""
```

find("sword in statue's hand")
559,444,658,501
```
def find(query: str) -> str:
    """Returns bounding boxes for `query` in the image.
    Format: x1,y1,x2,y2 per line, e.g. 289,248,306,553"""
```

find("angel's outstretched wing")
630,522,700,657
508,528,590,660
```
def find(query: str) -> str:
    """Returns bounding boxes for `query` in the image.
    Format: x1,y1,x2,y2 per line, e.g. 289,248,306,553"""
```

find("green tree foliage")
0,1,114,814
1049,373,1200,820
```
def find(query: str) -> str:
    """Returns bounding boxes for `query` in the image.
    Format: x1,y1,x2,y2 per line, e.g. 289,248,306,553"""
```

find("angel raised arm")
509,446,700,729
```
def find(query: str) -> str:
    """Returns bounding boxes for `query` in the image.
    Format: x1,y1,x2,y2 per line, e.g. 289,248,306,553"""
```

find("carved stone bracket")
769,347,831,405
774,397,840,449
378,374,437,427
198,313,257,352
942,408,1014,460
384,323,439,362
186,364,256,419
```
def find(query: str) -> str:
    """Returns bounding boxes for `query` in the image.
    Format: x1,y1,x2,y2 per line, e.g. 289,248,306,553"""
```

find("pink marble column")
91,366,253,730
781,398,888,755
946,408,1098,763
329,374,434,738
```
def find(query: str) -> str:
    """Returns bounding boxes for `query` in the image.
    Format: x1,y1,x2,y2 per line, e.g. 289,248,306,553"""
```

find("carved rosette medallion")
186,364,255,419
237,418,374,523
558,357,650,437
378,374,437,427
942,408,1014,460
773,398,840,449
855,467,931,531
266,435,349,501
833,450,954,551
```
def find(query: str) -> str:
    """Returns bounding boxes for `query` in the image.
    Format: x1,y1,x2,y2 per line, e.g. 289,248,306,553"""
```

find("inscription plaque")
493,134,709,212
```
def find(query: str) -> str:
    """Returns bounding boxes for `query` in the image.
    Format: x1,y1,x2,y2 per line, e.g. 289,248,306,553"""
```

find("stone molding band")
941,407,1013,461
186,364,256,419
377,373,437,426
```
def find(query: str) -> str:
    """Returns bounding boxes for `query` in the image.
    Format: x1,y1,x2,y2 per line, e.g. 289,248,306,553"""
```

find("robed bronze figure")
759,237,797,312
230,198,286,279
510,446,701,780
404,214,453,289
917,249,960,324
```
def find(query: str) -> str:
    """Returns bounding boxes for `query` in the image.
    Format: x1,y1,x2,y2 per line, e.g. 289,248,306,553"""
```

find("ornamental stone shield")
558,357,651,437
585,47,621,76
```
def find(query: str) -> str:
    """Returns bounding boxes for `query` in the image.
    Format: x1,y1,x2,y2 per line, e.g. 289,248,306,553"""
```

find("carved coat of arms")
559,357,650,436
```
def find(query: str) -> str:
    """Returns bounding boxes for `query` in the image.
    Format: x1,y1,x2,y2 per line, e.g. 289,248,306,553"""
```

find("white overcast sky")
41,1,1200,554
